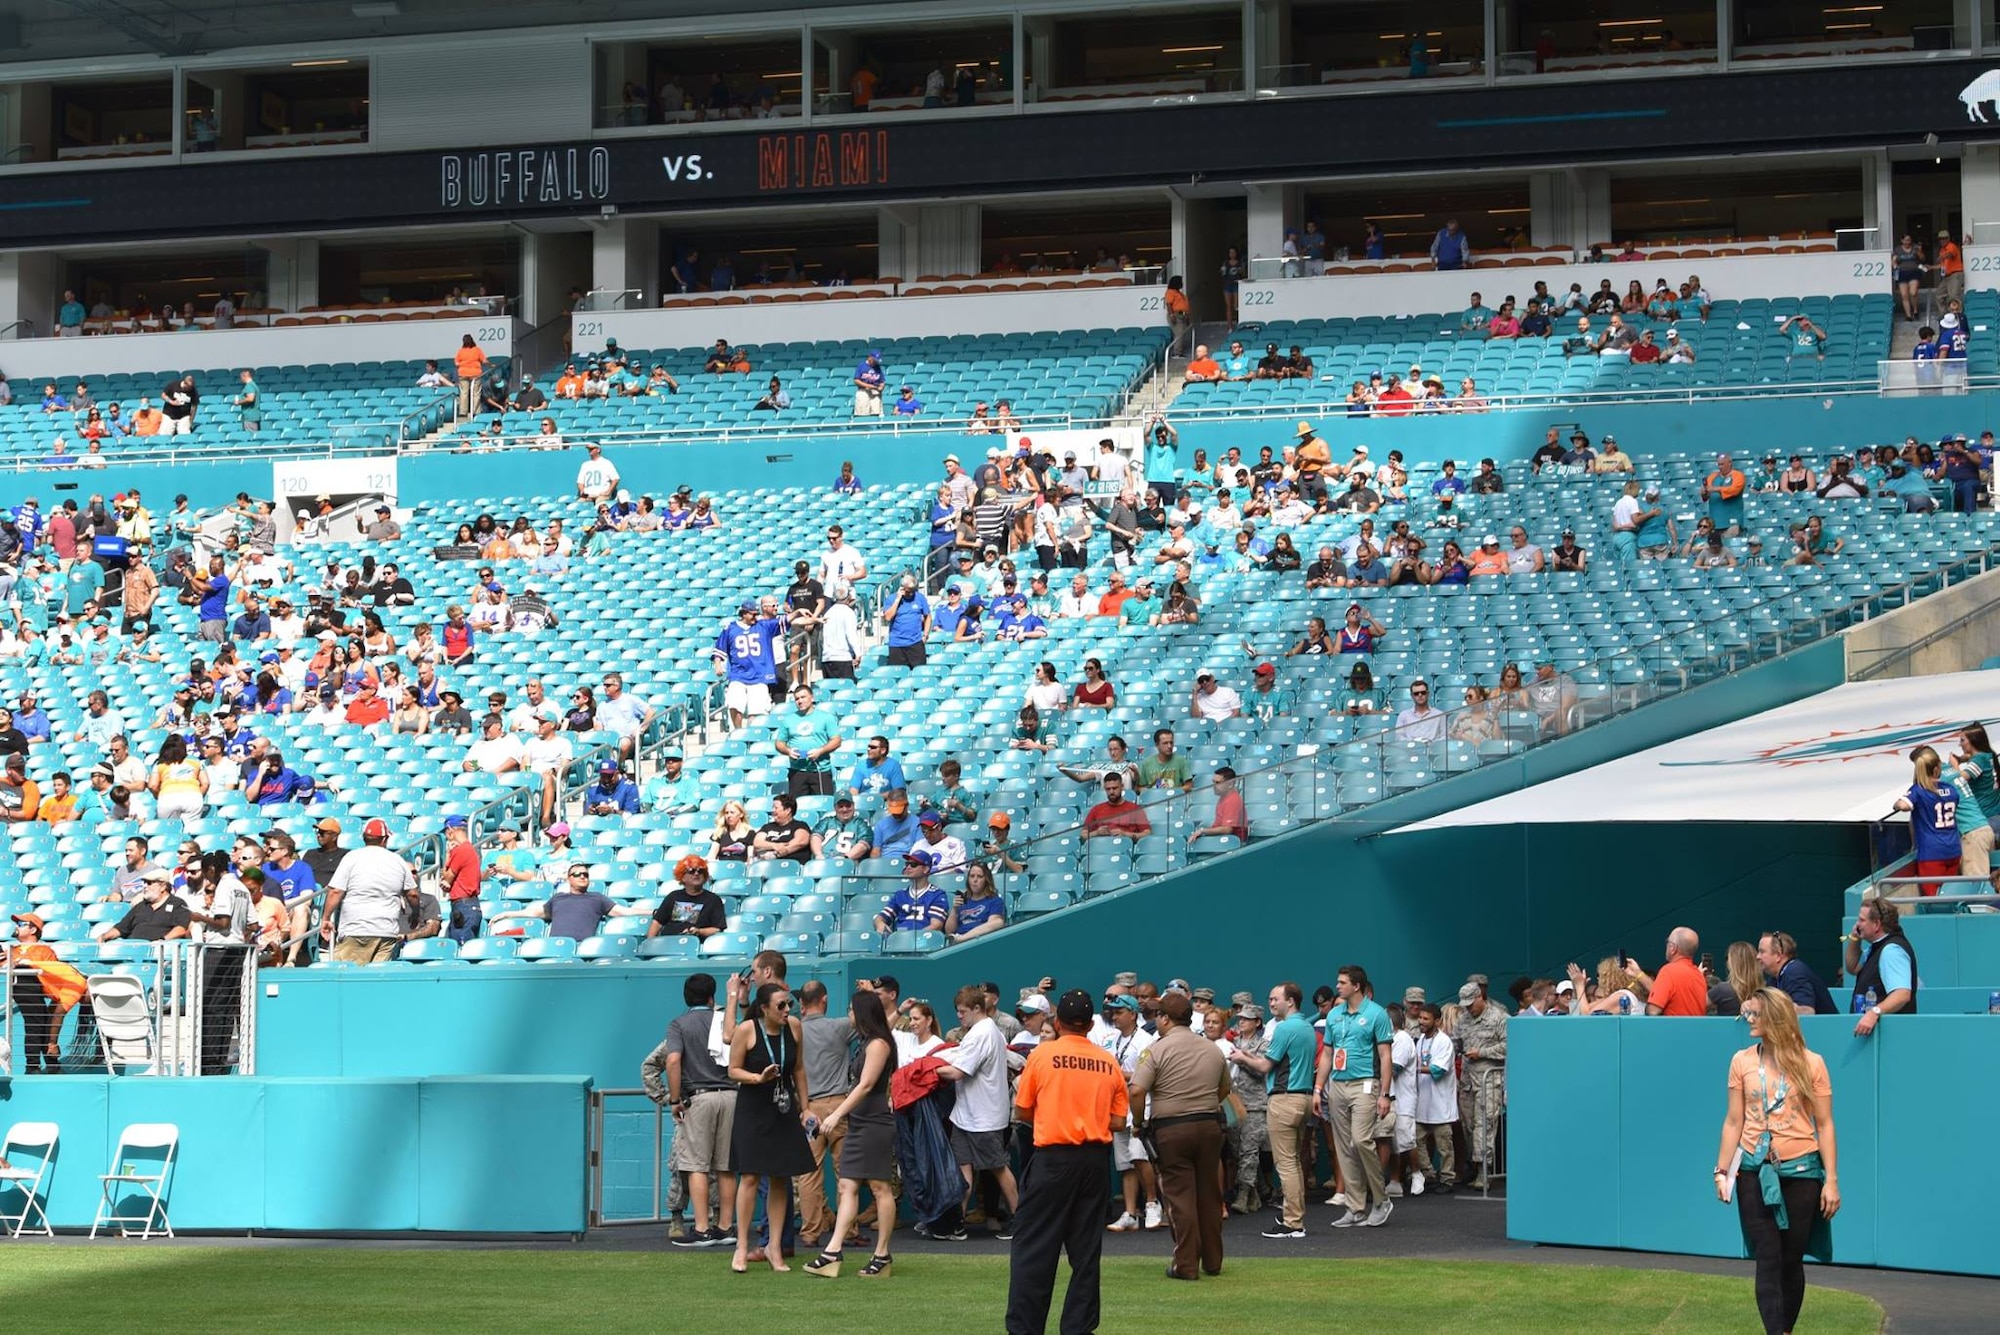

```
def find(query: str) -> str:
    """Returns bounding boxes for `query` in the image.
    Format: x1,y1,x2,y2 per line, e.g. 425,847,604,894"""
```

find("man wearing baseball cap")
96,868,190,944
7,911,88,1073
320,817,418,964
873,849,949,934
1007,989,1127,1335
981,810,1026,873
912,807,967,874
583,759,640,816
440,815,484,944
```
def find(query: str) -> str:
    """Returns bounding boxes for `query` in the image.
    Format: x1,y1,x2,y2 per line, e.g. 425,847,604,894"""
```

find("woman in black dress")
727,982,815,1273
804,989,901,1280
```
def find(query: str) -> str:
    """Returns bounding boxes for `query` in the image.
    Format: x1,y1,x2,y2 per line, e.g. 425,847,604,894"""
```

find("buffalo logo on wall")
1960,70,2000,122
1660,720,1964,768
440,146,614,208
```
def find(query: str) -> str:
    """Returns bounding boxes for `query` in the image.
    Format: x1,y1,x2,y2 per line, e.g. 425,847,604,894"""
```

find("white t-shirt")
1390,1028,1418,1109
523,733,573,774
467,735,524,772
820,546,866,595
1192,685,1243,720
895,1031,946,1064
912,833,967,874
1507,544,1543,573
1026,680,1066,713
1095,452,1130,486
1095,1025,1156,1125
329,845,416,939
945,1016,1011,1132
576,456,620,497
1056,592,1094,618
1413,1030,1457,1123
1611,495,1641,531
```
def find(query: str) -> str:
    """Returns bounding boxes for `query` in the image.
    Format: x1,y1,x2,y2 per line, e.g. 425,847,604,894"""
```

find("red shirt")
443,840,483,902
1212,790,1246,839
1629,342,1662,364
344,695,389,726
443,623,475,658
1649,957,1708,1017
1084,798,1152,839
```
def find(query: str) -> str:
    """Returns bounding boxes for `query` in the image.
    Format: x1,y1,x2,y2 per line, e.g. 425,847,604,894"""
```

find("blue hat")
598,760,619,775
739,600,757,614
902,849,937,869
259,651,279,664
442,815,468,829
917,808,944,826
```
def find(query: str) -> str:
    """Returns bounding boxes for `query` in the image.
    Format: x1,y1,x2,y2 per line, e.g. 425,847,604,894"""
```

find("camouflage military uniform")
1454,994,1509,1187
1227,1024,1271,1212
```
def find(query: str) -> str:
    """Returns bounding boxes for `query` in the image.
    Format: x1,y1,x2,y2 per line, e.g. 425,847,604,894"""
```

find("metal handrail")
424,408,1083,456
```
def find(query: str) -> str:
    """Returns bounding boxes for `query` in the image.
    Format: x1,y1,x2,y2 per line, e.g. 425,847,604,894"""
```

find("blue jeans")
447,900,482,944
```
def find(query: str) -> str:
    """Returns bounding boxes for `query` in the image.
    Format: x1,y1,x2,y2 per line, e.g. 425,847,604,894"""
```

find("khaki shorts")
331,936,398,964
1371,1107,1398,1143
673,1089,736,1175
1111,1127,1150,1170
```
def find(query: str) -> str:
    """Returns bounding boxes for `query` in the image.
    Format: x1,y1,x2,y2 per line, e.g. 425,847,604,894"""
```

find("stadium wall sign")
3,56,1999,246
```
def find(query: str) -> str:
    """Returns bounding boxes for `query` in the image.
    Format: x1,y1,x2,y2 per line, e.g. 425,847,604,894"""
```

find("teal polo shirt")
1264,1012,1318,1096
1322,998,1393,1082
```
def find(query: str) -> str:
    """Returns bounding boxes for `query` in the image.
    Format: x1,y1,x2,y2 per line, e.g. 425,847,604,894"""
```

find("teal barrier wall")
1176,389,2000,468
255,962,848,1085
1835,915,2000,994
0,1076,590,1233
29,388,2000,513
882,638,1855,1006
1507,1015,1999,1276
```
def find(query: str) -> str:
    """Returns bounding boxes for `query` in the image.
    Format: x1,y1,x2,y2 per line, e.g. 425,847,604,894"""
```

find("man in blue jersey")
882,574,930,669
849,735,907,800
711,600,786,728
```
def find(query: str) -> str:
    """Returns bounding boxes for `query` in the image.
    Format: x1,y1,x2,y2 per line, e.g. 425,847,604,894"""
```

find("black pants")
13,985,53,1071
822,661,855,679
1736,1171,1820,1335
198,948,247,1074
886,643,927,669
1007,1143,1112,1335
787,769,832,798
1059,546,1087,569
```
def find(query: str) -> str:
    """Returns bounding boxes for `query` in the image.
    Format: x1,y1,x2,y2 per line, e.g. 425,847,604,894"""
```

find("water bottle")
1617,994,1630,1016
1988,991,2000,1015
1863,988,1878,1012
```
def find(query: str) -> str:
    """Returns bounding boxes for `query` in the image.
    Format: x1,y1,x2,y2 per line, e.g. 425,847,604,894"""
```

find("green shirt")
1137,753,1191,791
780,705,841,773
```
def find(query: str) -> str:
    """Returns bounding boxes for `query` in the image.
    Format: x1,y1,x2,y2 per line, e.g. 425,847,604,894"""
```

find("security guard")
1007,989,1128,1335
1130,991,1232,1280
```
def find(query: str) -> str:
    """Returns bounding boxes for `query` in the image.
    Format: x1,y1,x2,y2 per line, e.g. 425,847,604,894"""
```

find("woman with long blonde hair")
1707,940,1762,1017
1892,743,1962,895
1715,988,1839,1334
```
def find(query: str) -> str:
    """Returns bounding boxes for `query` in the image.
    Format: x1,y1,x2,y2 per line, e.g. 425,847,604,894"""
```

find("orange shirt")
1014,1032,1128,1147
1185,357,1221,381
1468,550,1510,577
1939,240,1963,277
554,373,586,398
132,409,163,436
8,943,87,1009
1705,469,1745,501
344,696,390,726
1163,288,1189,317
1097,588,1137,617
1650,956,1708,1016
851,68,877,108
37,793,78,824
1729,1047,1830,1162
729,355,751,373
454,345,488,379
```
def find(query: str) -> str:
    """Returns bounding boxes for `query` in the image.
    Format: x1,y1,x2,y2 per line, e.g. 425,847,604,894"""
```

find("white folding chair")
88,973,158,1074
91,1122,177,1239
0,1122,59,1238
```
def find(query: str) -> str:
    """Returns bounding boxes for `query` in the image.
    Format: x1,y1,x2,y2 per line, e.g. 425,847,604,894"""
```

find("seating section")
6,359,466,460
1186,294,1890,404
445,328,1168,441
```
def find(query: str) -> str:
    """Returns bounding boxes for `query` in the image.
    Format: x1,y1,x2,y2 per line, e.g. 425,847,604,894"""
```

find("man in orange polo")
6,912,88,1073
1937,230,1964,307
1007,989,1127,1335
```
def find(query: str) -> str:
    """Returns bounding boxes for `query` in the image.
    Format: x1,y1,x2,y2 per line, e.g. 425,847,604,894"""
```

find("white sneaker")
1363,1199,1394,1228
1328,1208,1364,1228
1386,1181,1404,1198
1410,1172,1426,1197
1106,1212,1140,1232
1324,1193,1345,1206
1143,1201,1163,1230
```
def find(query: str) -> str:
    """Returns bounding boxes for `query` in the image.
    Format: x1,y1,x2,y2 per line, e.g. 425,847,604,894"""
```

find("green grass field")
0,1248,1883,1333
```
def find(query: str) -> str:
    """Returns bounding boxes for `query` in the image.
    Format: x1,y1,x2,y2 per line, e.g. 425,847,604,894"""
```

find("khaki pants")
1960,822,1994,879
330,936,398,964
1265,1093,1312,1230
1327,1080,1386,1214
795,1093,848,1241
1417,1121,1456,1186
